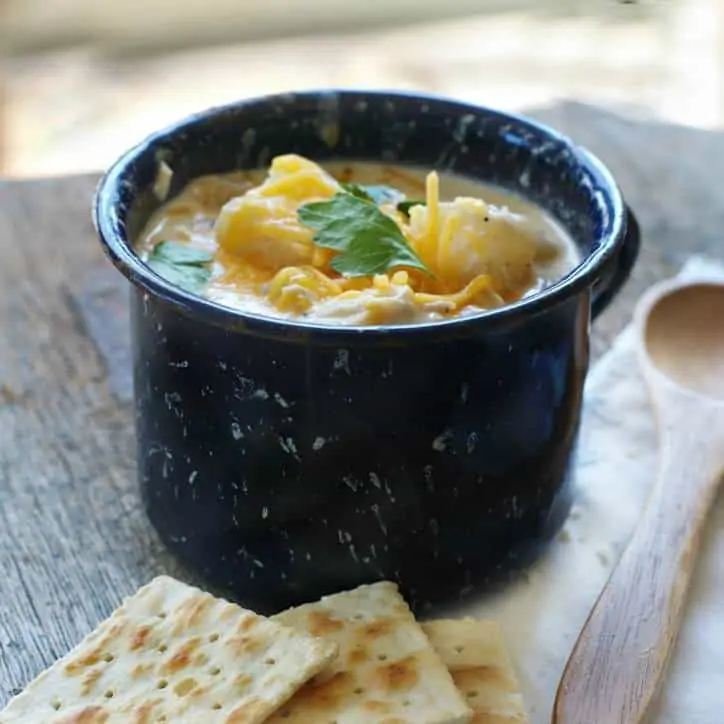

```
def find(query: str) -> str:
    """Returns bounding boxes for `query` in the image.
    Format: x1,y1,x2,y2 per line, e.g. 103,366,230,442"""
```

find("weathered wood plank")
0,102,722,707
0,175,191,703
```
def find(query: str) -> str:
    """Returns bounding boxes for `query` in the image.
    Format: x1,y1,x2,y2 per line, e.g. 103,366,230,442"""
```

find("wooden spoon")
553,279,724,724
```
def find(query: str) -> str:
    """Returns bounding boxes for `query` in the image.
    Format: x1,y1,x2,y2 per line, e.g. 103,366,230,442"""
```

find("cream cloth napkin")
456,257,724,724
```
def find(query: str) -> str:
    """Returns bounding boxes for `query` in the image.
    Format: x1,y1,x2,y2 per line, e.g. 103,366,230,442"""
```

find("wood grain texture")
554,280,724,723
0,175,193,705
554,395,724,724
0,101,723,709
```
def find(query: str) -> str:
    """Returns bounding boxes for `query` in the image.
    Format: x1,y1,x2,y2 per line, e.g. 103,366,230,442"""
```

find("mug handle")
592,206,641,320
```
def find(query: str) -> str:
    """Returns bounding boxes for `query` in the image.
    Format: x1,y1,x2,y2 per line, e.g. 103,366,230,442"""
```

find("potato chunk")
409,197,540,292
214,154,340,266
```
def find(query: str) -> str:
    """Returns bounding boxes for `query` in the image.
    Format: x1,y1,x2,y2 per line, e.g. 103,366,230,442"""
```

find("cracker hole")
403,699,411,706
454,646,464,653
104,690,114,699
158,644,168,653
174,678,197,696
467,690,479,698
103,653,114,663
212,703,222,710
51,699,62,711
377,654,388,661
157,680,169,690
209,666,221,676
353,614,364,620
353,688,364,695
209,633,220,643
157,612,167,619
265,657,276,665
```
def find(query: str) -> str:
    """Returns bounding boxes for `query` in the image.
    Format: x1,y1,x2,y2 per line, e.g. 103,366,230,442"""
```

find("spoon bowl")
640,282,724,399
554,279,724,724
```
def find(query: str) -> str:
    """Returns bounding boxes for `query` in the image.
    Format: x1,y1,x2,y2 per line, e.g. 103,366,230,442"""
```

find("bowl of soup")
94,90,639,613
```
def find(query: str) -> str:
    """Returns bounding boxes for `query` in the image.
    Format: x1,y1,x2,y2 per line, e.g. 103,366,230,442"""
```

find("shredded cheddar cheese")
137,154,575,325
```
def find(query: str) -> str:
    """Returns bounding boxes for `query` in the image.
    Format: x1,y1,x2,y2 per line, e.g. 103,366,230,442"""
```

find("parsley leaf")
341,183,404,206
147,241,213,293
330,233,430,277
298,192,432,278
396,199,426,218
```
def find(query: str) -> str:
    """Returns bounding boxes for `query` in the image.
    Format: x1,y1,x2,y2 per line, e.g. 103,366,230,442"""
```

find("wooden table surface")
1,100,723,707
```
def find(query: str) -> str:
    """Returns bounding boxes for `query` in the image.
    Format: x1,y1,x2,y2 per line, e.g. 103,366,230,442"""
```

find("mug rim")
93,88,627,342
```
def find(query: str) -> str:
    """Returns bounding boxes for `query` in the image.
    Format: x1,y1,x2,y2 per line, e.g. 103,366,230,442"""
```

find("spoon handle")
553,413,723,724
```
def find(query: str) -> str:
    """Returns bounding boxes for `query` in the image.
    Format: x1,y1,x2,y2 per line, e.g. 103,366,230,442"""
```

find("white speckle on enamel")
305,552,311,561
369,472,382,489
168,360,189,368
312,436,326,451
274,392,290,408
279,437,300,459
261,506,269,519
253,559,264,568
164,391,183,418
452,113,475,143
232,373,270,401
432,431,452,452
342,475,358,492
188,470,198,484
466,432,478,454
231,422,243,440
371,504,387,535
332,349,351,375
460,383,469,402
348,544,359,562
423,465,434,492
157,447,173,479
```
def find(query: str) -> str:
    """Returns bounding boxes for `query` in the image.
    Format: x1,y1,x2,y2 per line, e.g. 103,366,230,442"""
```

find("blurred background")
0,0,722,177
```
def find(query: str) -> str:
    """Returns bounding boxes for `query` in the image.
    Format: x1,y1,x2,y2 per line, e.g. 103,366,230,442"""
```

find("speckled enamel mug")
94,90,640,614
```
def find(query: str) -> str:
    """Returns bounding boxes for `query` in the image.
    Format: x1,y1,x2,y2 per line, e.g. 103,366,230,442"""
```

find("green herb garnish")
396,199,426,218
341,183,404,206
147,241,213,293
340,182,425,219
298,192,432,278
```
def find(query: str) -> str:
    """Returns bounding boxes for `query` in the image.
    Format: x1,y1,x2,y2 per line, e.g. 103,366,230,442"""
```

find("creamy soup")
136,155,580,326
